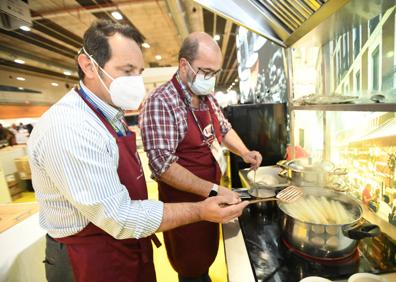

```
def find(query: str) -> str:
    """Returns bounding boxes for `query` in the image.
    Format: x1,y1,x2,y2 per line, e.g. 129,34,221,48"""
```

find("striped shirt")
28,82,164,239
139,73,232,178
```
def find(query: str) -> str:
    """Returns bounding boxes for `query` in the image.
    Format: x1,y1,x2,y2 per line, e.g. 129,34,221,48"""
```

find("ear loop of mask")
82,47,114,94
185,59,198,84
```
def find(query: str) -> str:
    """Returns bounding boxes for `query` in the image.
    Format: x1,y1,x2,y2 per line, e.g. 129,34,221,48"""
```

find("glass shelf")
291,103,396,112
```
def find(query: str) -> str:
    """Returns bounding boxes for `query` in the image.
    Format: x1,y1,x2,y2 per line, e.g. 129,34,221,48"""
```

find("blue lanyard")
78,85,129,137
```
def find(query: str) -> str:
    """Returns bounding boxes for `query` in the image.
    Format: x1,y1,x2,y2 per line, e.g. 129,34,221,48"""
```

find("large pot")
278,187,380,259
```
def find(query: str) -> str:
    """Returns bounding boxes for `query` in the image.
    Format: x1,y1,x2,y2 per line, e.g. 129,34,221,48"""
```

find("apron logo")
202,124,215,145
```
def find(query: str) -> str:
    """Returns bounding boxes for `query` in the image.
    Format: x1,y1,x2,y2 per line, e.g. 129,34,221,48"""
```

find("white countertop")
0,213,46,282
222,219,255,282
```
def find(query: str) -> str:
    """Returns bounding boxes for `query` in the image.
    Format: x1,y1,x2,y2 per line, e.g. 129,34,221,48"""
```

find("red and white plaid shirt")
139,73,232,178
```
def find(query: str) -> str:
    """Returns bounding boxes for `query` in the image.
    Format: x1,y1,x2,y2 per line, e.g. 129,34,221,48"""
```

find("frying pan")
233,187,276,211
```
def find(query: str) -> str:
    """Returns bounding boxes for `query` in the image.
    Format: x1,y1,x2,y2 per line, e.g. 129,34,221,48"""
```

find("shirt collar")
79,80,124,123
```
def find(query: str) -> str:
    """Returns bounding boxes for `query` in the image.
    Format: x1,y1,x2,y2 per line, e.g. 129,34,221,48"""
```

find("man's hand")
218,186,241,203
198,196,249,223
242,150,262,170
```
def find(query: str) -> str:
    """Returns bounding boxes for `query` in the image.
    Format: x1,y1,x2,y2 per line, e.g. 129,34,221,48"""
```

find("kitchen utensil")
278,187,380,259
348,273,387,282
246,166,290,189
277,159,348,187
248,186,303,205
299,277,332,282
370,94,385,103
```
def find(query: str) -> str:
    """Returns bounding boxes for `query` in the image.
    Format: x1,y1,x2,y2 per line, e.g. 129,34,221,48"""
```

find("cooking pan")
278,187,380,259
277,160,348,187
245,166,290,189
233,187,277,212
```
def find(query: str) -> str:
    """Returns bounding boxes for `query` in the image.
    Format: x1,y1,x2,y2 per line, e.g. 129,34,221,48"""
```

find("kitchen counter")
0,212,46,282
221,168,396,282
222,213,396,282
222,219,255,282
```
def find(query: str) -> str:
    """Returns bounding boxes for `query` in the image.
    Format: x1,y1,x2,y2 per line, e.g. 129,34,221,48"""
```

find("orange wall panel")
0,105,50,119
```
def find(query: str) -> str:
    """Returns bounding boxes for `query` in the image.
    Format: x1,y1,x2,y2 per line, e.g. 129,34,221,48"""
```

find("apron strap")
204,97,222,144
151,234,162,248
75,87,118,138
171,74,222,144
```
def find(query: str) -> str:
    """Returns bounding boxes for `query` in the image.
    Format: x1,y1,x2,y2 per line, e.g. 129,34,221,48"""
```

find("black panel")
223,103,288,187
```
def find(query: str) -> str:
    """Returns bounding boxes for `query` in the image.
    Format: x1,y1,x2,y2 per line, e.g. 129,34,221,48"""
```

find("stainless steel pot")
278,187,380,259
278,160,348,187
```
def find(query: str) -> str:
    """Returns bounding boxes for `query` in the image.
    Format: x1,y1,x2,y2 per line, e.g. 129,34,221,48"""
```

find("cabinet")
286,2,396,237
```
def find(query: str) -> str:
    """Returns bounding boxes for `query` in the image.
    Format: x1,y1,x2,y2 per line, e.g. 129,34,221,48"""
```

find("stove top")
238,203,396,282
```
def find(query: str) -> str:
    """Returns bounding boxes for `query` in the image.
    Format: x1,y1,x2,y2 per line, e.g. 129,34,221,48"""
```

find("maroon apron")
158,76,223,278
56,88,160,282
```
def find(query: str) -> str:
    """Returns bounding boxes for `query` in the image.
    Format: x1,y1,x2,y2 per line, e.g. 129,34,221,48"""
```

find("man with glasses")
140,32,262,282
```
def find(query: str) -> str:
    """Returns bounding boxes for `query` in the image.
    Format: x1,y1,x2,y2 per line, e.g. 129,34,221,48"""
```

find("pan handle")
342,223,380,240
232,188,252,199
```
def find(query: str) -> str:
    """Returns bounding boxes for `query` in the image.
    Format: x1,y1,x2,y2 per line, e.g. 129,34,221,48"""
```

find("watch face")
209,190,218,197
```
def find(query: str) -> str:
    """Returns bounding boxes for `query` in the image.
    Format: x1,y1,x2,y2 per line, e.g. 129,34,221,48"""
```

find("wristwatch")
208,184,219,197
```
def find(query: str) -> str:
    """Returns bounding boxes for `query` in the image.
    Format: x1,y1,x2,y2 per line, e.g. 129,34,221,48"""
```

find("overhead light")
18,87,24,90
16,77,26,81
14,59,25,64
111,11,123,20
142,42,150,49
63,70,72,76
20,25,31,31
235,78,239,82
51,82,59,87
213,34,220,41
155,54,162,60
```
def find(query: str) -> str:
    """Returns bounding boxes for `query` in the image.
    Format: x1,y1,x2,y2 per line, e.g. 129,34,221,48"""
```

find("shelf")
291,103,396,112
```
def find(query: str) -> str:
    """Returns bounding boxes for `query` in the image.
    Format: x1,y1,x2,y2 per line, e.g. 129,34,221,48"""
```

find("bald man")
139,32,262,282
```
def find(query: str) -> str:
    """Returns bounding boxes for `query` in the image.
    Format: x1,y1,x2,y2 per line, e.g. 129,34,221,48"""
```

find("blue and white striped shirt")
28,82,164,239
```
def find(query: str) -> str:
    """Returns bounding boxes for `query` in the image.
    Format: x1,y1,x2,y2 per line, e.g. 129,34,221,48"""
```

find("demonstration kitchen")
1,0,396,282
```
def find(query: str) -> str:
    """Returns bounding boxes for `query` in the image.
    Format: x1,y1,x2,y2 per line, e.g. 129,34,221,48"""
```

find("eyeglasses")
186,60,222,80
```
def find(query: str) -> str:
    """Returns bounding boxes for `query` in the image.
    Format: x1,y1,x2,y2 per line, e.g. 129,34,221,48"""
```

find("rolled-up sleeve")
42,121,164,239
139,94,180,178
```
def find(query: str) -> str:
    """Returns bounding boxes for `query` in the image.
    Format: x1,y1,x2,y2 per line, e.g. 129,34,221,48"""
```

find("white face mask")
83,48,146,110
186,61,216,96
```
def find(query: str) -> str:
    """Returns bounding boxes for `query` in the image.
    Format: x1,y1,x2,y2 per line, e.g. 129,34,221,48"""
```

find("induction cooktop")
238,203,396,282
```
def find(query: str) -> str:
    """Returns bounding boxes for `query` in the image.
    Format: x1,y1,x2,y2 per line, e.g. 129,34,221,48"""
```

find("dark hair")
77,20,141,80
178,36,199,63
